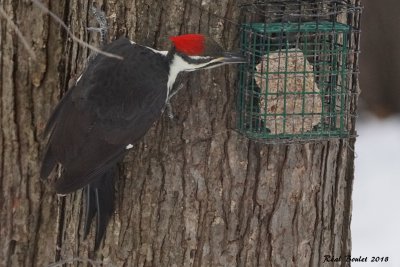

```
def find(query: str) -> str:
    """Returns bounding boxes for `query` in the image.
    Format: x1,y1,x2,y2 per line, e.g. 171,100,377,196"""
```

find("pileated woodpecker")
41,34,245,249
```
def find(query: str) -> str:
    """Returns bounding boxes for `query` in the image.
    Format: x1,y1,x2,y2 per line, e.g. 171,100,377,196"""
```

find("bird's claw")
166,101,175,120
88,3,108,45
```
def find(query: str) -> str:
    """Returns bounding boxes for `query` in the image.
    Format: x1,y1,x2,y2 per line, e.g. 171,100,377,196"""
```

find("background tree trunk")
359,0,400,117
0,0,359,266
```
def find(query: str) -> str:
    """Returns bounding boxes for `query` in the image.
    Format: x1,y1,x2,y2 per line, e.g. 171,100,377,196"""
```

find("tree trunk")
0,0,359,266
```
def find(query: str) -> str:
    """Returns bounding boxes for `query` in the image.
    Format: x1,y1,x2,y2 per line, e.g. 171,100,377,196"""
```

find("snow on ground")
352,115,400,267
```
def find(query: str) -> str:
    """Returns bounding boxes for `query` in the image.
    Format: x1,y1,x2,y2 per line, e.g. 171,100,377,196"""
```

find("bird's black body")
41,38,171,248
41,34,245,250
42,38,169,192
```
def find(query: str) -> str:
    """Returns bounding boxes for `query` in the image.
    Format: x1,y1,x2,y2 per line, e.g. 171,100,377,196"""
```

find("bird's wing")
41,38,168,193
76,38,169,144
42,90,126,193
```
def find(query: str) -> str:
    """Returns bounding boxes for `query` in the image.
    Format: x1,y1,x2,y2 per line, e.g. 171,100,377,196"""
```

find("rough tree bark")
0,0,359,266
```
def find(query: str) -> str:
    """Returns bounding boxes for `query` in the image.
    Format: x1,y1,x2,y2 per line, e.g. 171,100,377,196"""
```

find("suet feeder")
237,0,361,143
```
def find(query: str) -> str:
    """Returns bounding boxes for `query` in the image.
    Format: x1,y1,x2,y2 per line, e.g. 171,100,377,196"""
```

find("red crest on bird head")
169,34,206,56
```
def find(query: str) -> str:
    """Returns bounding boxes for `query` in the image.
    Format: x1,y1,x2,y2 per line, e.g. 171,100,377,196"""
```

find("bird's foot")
87,3,108,45
164,82,186,121
166,101,176,120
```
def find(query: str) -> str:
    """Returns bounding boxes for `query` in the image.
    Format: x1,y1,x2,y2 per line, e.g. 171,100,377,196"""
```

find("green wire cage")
237,0,361,143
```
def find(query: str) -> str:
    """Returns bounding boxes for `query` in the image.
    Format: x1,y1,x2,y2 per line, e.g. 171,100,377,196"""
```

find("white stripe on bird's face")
167,54,221,90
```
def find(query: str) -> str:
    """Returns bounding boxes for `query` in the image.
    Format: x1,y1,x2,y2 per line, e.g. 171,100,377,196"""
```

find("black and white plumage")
41,34,244,249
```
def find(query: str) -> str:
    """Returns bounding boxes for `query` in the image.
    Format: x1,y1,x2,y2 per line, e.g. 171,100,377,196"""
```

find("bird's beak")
221,52,247,64
198,52,246,70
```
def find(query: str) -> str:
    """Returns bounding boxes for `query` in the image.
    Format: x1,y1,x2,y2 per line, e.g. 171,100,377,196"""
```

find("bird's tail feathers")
83,166,117,250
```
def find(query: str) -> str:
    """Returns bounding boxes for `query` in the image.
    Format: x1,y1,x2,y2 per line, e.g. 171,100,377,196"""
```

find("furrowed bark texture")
0,0,359,266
